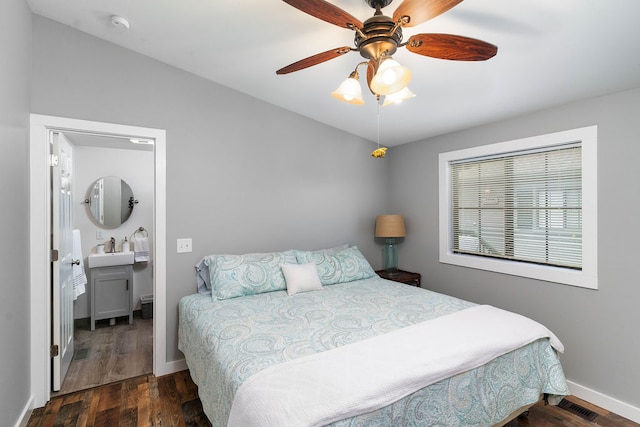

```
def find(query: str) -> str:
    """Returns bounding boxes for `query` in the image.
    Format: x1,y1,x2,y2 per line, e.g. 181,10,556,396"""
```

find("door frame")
29,114,172,408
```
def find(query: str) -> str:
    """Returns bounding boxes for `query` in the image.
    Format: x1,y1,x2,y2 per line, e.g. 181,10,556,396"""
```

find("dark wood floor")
29,370,638,427
28,371,211,427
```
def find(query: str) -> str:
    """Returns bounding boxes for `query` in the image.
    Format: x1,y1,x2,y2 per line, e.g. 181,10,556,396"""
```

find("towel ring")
131,226,148,239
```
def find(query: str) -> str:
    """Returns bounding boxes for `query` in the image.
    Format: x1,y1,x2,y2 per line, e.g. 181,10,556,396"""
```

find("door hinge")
50,154,59,167
50,344,59,358
51,249,59,262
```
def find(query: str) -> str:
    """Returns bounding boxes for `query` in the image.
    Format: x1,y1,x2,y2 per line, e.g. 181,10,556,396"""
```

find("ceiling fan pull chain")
377,101,380,149
371,100,387,158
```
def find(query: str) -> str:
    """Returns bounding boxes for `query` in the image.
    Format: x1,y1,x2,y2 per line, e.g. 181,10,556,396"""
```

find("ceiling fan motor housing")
356,14,403,60
365,0,394,8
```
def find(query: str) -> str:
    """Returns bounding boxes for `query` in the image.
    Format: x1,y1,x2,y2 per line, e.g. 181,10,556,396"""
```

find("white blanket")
227,305,563,427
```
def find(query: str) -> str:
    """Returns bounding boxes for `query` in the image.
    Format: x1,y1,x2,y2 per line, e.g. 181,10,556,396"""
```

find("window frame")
439,126,598,289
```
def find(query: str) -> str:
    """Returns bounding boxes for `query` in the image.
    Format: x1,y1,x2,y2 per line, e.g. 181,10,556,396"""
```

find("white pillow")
282,262,323,296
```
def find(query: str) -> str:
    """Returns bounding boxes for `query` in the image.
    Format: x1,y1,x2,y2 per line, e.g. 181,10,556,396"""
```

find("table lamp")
375,215,406,275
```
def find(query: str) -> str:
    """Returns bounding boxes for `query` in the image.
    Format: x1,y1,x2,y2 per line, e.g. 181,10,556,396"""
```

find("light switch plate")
96,229,105,240
177,238,192,253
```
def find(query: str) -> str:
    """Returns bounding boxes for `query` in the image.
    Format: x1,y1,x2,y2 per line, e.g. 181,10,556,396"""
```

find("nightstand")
376,269,421,287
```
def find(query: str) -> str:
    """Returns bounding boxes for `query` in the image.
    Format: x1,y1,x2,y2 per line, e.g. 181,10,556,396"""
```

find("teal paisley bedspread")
178,277,569,426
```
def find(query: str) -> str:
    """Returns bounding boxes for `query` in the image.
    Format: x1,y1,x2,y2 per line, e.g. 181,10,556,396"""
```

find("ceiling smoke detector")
110,15,130,31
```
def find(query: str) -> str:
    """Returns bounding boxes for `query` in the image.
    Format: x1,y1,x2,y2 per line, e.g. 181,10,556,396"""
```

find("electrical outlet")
177,238,192,253
96,229,105,240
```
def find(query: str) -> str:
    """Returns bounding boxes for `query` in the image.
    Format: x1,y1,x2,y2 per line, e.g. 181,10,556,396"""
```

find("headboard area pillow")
195,257,211,295
294,245,376,286
204,250,297,300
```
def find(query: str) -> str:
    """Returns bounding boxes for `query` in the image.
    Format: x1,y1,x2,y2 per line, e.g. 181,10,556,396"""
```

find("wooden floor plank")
181,398,212,427
157,374,186,427
30,371,639,427
119,376,143,426
54,400,83,427
147,375,163,426
95,382,123,413
92,406,119,427
38,398,62,427
173,369,198,403
26,407,45,427
72,390,92,427
136,378,151,425
84,387,101,426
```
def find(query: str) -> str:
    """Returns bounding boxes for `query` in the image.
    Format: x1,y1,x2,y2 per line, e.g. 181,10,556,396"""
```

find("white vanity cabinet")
90,265,133,330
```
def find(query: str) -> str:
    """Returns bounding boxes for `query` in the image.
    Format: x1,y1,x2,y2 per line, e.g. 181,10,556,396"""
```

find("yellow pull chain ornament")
371,147,387,158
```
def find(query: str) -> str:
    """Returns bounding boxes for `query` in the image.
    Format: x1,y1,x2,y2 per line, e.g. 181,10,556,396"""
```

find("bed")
179,246,569,426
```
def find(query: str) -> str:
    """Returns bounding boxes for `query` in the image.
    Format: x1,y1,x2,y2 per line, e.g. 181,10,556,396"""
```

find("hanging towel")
133,234,151,262
72,229,87,300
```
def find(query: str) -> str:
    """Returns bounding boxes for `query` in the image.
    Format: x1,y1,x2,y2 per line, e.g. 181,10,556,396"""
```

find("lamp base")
382,238,399,275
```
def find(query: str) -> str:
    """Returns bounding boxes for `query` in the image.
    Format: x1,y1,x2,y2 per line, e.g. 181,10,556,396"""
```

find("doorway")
29,114,168,408
55,130,154,395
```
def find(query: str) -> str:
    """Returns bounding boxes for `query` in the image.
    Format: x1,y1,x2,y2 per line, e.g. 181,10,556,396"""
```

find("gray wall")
390,87,640,408
0,0,32,425
31,16,389,363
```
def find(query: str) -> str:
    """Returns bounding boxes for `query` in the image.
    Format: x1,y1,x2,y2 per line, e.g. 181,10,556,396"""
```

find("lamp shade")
382,87,416,106
331,75,365,105
375,215,406,238
369,58,412,96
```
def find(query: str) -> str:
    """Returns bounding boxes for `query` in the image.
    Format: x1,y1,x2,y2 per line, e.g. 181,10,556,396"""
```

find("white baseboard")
15,395,34,427
568,380,640,423
157,358,188,377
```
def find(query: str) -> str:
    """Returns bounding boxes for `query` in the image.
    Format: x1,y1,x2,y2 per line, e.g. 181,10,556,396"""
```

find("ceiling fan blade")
276,46,353,74
406,34,497,61
393,0,463,28
282,0,363,29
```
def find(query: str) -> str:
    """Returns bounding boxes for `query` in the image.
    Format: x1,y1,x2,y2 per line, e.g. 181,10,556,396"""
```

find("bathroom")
61,130,154,394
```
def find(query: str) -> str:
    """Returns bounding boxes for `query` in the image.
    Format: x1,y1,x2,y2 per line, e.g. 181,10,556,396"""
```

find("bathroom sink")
88,251,135,268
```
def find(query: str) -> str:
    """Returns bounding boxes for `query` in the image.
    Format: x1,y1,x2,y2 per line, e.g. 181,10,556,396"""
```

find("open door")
51,131,75,391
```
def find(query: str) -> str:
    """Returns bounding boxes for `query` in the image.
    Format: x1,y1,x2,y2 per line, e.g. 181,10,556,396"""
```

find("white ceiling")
26,0,640,146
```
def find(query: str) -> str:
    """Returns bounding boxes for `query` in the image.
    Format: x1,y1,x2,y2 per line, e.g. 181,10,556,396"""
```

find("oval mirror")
85,176,136,228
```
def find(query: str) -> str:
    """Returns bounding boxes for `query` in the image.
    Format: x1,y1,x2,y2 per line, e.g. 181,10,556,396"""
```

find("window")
439,126,598,289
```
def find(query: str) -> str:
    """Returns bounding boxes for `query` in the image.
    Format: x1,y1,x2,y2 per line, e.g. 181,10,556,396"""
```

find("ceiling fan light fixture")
382,86,416,106
331,70,365,105
370,57,412,96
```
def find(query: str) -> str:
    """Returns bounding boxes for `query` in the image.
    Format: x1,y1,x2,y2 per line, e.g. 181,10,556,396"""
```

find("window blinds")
450,143,582,269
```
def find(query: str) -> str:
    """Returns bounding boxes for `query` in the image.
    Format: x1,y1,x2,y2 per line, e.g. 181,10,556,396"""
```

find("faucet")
110,237,116,253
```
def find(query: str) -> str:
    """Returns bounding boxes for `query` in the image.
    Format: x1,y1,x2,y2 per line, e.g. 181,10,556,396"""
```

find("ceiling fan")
276,0,497,103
